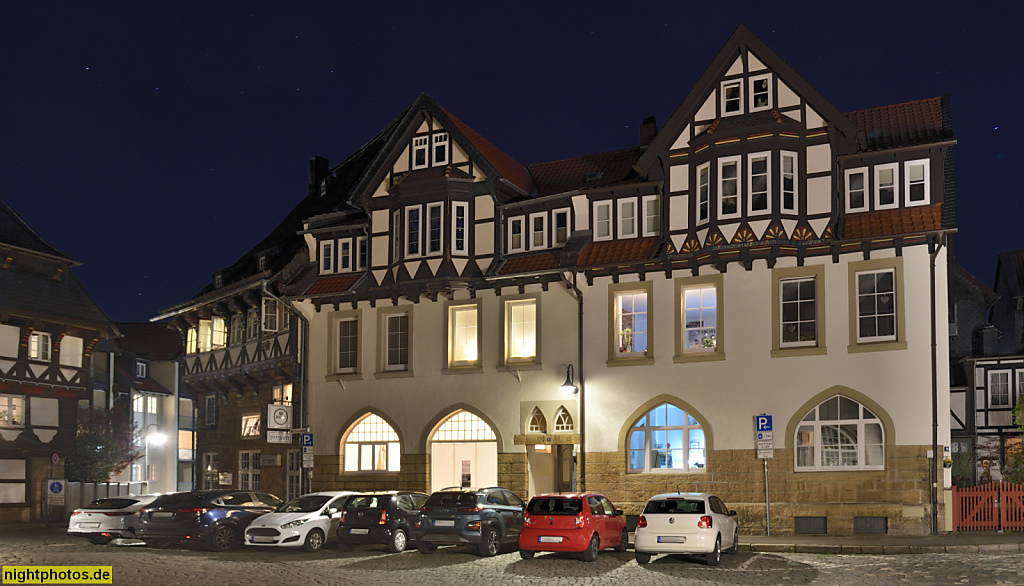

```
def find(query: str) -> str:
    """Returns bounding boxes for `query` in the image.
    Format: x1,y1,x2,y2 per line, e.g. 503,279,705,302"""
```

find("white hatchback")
633,492,739,566
244,491,356,551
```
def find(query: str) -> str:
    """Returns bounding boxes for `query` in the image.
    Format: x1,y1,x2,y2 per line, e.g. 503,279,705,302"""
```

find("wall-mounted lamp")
560,364,578,395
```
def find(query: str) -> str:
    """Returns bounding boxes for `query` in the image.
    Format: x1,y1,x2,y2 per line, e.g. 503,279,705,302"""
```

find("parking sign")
755,415,772,432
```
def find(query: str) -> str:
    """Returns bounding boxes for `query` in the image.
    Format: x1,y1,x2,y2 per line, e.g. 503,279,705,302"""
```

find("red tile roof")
527,148,641,197
844,203,942,239
577,237,661,267
442,108,534,194
845,97,949,151
498,251,561,275
303,274,361,296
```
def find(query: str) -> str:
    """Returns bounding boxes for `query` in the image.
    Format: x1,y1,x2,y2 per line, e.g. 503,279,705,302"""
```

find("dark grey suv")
337,492,428,552
413,487,525,556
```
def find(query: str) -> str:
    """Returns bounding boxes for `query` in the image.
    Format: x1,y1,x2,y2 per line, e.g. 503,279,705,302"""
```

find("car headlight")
280,519,309,529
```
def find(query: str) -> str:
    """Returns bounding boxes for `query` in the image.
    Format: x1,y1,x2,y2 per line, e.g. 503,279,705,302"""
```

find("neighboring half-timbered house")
0,198,117,522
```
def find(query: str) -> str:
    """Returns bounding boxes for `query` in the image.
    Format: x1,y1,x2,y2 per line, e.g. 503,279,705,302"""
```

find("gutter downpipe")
559,272,585,491
930,234,945,535
262,280,311,495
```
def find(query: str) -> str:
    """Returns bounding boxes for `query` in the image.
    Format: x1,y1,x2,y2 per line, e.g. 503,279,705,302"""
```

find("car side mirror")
729,510,737,516
615,510,624,516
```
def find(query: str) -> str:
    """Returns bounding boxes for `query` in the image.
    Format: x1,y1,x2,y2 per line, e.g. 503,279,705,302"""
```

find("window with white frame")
239,450,260,489
593,201,612,241
528,408,546,433
697,163,710,224
357,236,367,270
641,196,659,236
781,151,797,212
405,205,422,257
135,361,147,379
385,313,409,371
682,285,717,352
343,414,400,472
427,202,443,255
202,452,218,489
628,403,705,472
905,159,929,206
749,73,772,111
1018,371,1024,403
0,395,24,427
197,320,212,352
28,332,50,361
432,410,496,441
719,157,741,219
553,208,570,245
530,213,547,249
508,216,525,253
856,269,896,342
553,407,573,432
392,210,401,261
505,299,537,363
449,305,479,367
336,317,358,374
846,168,868,212
795,395,884,471
204,395,217,426
230,314,245,345
990,371,1011,407
615,290,648,356
247,308,260,339
433,133,449,166
241,414,260,438
721,80,742,116
748,152,771,214
211,316,226,349
262,298,278,332
875,164,898,209
133,394,144,413
287,451,301,501
780,277,817,347
186,327,198,354
412,136,428,169
320,240,335,274
452,202,468,255
145,396,157,415
618,198,637,239
338,238,352,272
273,383,293,405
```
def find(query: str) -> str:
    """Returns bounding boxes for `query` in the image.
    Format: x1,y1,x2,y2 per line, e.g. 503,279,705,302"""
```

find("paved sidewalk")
738,531,1024,555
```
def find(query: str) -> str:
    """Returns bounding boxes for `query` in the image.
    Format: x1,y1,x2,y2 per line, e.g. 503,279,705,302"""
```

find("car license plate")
349,528,369,535
250,536,275,543
152,512,174,518
432,520,455,527
538,536,563,543
657,536,685,543
79,523,101,529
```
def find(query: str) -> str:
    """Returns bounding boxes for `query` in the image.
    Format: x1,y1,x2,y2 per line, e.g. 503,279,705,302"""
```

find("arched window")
554,407,573,432
528,408,547,433
795,395,884,471
432,410,496,441
343,414,400,472
628,403,705,473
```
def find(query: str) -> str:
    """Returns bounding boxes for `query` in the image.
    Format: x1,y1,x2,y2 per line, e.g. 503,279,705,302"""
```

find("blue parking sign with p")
756,415,772,432
301,433,313,447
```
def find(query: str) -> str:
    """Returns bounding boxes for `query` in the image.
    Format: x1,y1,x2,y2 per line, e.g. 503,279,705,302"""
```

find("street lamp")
144,424,165,486
560,364,578,395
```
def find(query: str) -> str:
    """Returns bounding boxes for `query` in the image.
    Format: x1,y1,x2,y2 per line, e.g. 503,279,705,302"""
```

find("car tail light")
176,508,209,515
465,521,481,531
71,510,82,516
457,506,483,513
340,510,347,523
100,532,111,537
379,510,388,525
138,508,149,515
414,520,422,528
104,512,133,516
637,515,647,529
523,513,531,526
575,512,584,528
697,515,713,529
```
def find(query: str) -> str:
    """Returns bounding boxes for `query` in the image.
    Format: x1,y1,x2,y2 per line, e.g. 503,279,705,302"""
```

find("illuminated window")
615,290,648,356
343,414,400,472
0,395,24,427
211,316,226,349
505,299,537,363
273,383,293,405
432,411,496,442
241,414,261,438
628,403,705,472
28,332,50,361
528,408,546,433
186,327,198,354
795,396,884,471
683,286,718,352
135,361,147,378
449,305,479,367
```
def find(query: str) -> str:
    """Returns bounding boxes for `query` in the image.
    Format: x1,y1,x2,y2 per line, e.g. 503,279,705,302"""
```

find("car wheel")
478,526,500,557
416,541,437,554
519,549,535,560
634,551,651,564
705,535,721,566
388,529,408,553
582,533,600,562
726,528,738,554
87,535,113,545
208,526,236,552
614,529,629,552
302,529,325,552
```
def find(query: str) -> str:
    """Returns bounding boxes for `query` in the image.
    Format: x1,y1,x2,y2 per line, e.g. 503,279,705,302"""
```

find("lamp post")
144,423,166,488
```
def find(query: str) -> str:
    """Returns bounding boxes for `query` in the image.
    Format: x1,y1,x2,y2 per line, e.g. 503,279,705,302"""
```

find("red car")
518,493,628,561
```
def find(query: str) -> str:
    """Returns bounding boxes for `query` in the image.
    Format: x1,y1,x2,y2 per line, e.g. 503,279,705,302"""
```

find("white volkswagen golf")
244,491,355,551
633,492,739,566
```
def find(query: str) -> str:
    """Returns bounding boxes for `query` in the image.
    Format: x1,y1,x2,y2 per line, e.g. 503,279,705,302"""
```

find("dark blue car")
137,490,282,551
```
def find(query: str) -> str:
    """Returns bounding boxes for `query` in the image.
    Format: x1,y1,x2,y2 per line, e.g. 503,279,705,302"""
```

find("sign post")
754,415,773,536
301,433,314,469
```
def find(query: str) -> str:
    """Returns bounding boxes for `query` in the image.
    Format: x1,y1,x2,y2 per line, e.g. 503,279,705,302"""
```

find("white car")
244,491,355,551
633,492,739,566
67,494,160,544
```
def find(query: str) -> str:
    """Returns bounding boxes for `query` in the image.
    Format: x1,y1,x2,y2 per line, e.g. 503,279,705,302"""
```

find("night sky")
1,3,1020,323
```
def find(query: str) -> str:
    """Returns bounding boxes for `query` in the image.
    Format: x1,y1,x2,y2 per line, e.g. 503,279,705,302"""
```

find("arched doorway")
429,410,497,492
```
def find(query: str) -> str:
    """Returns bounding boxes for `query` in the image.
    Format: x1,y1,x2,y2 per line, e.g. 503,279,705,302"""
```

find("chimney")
973,324,1000,357
309,156,329,190
640,116,657,148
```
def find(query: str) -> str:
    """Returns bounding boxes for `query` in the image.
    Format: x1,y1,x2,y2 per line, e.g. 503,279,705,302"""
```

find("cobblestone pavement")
2,529,1023,585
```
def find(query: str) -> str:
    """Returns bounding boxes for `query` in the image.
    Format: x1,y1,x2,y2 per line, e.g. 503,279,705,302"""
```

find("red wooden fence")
953,480,1024,531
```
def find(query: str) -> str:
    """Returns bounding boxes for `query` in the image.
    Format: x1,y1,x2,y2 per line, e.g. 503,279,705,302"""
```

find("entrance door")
555,445,575,492
527,445,555,498
951,437,975,485
429,410,497,493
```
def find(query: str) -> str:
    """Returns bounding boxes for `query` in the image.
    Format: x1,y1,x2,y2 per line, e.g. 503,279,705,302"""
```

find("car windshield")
345,495,390,510
150,493,205,510
643,499,706,514
85,498,138,510
275,495,330,513
527,497,583,516
424,492,479,508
